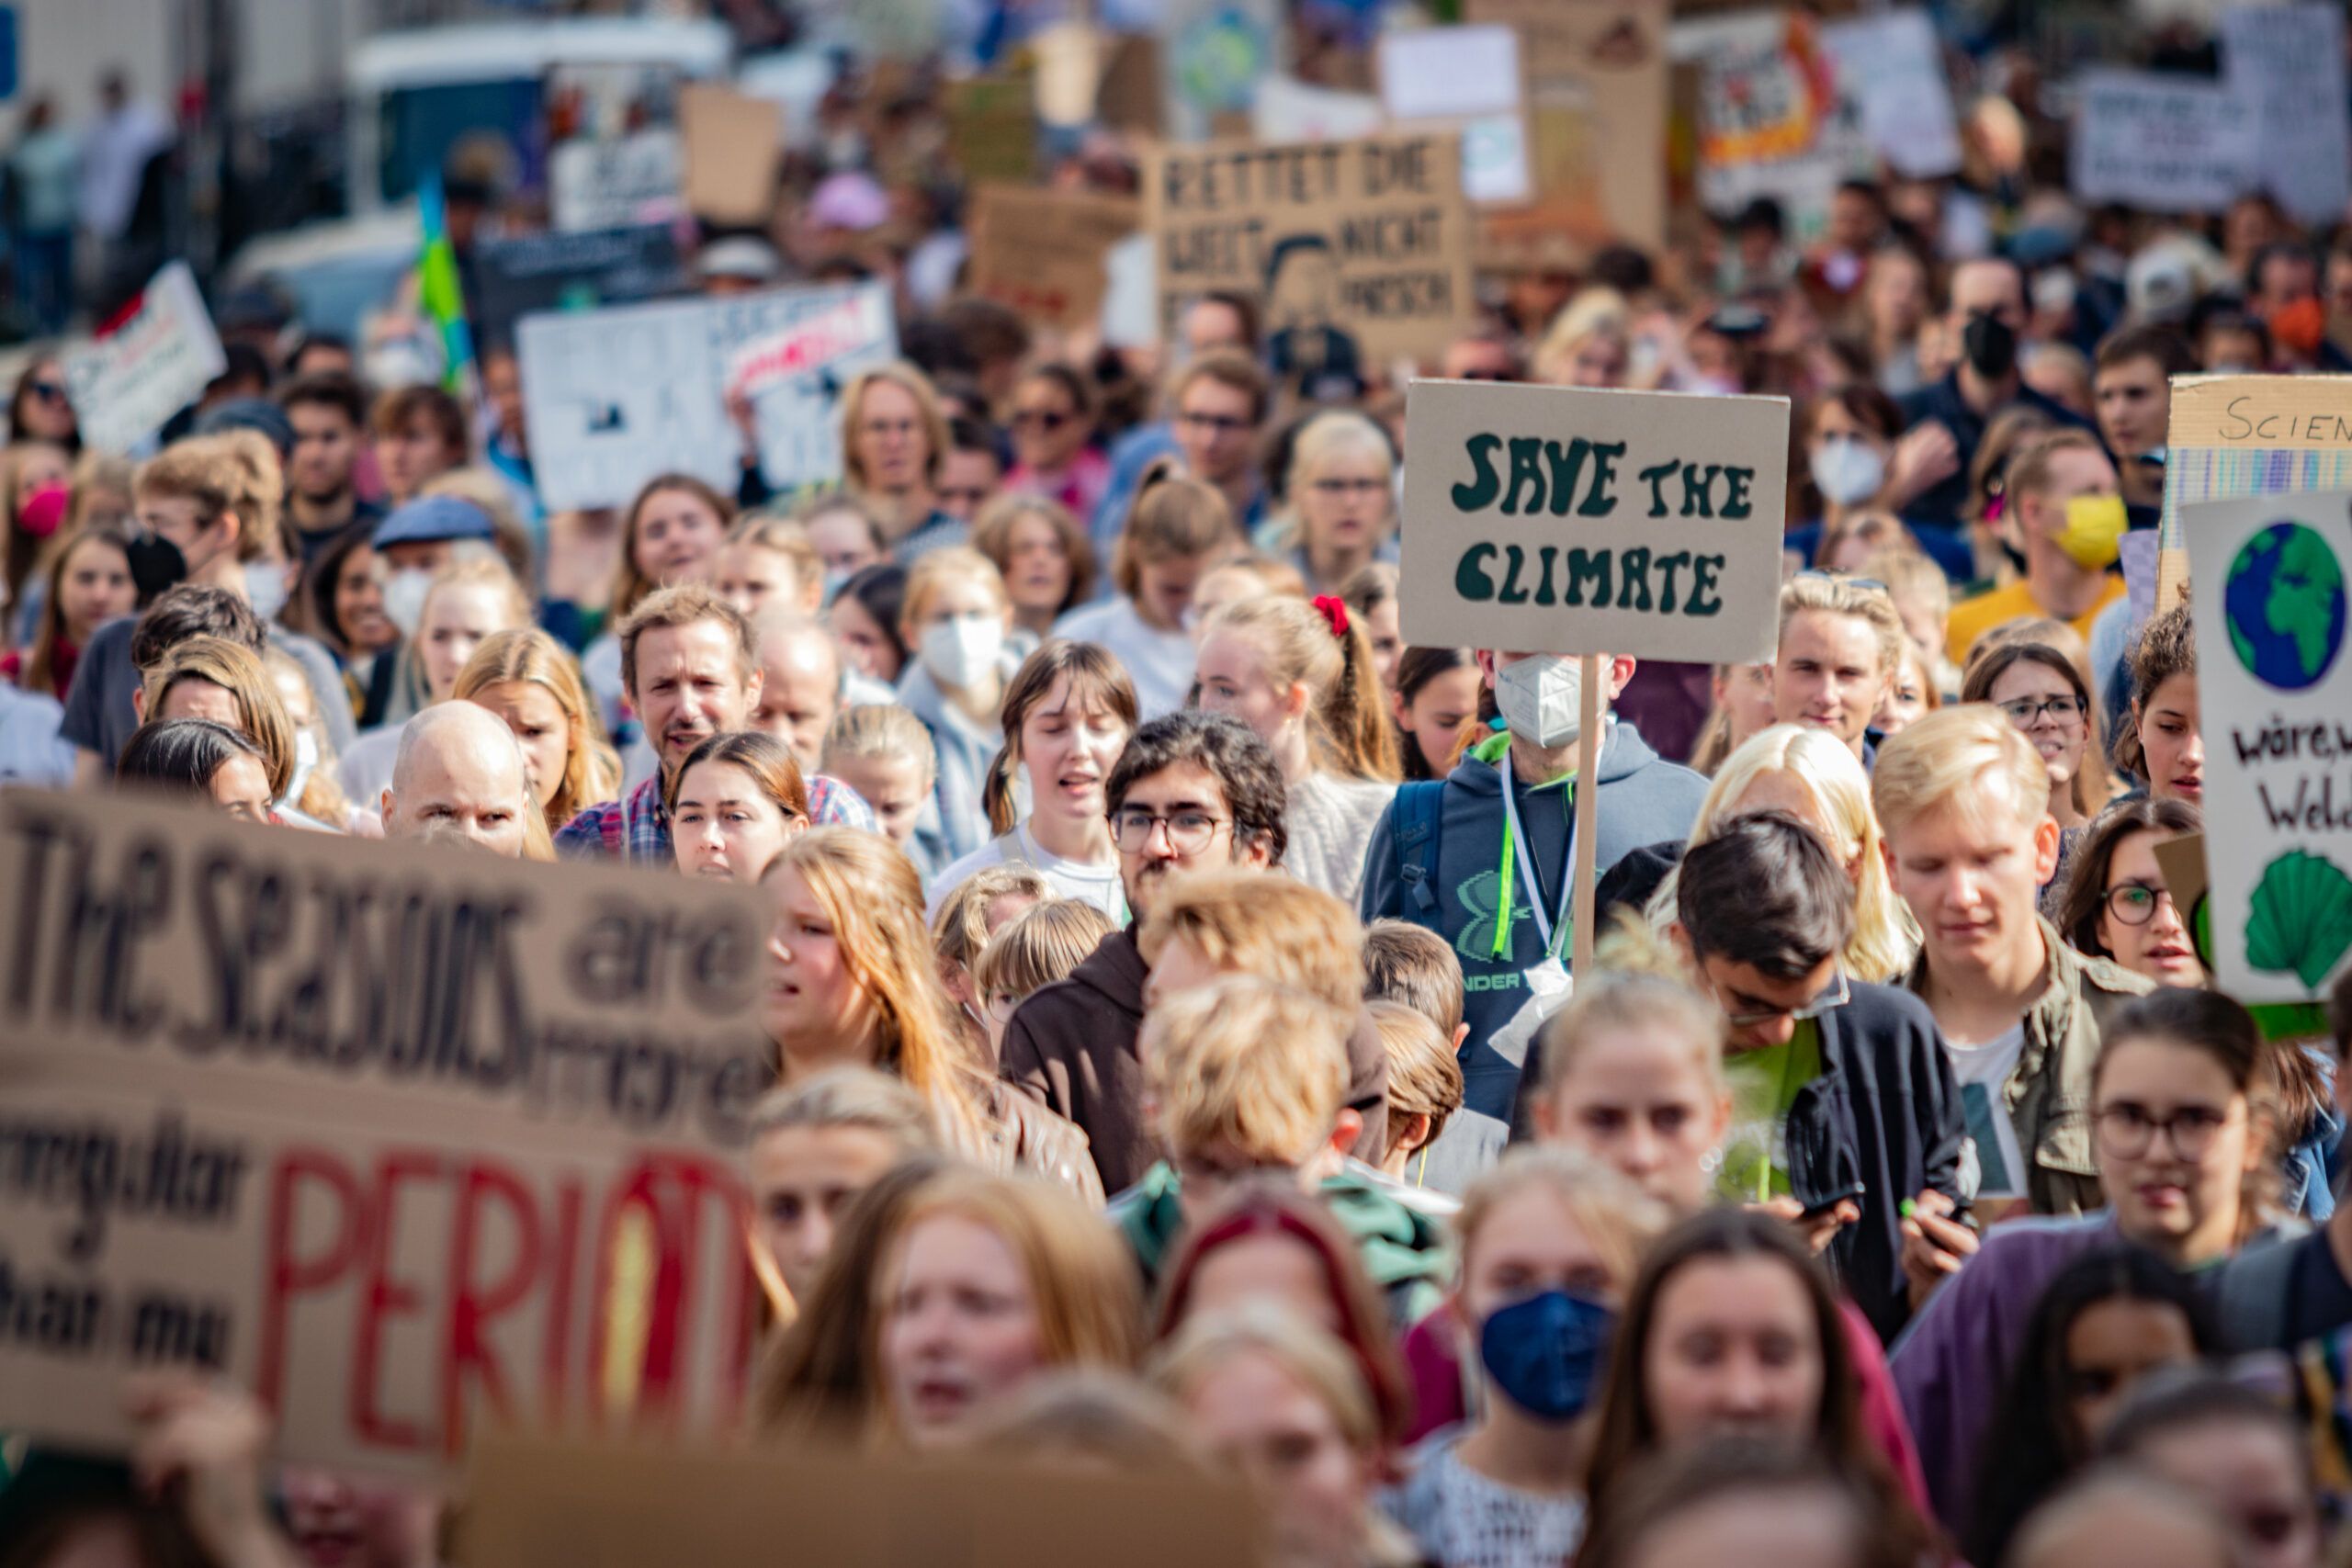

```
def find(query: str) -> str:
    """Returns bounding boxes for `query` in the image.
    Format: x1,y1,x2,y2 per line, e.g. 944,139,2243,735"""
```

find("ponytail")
983,740,1020,836
1207,596,1401,784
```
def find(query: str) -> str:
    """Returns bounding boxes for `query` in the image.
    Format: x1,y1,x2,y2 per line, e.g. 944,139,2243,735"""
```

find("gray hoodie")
1360,721,1707,1122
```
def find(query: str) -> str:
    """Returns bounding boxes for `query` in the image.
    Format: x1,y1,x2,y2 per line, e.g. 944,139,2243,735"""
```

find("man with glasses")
1167,351,1271,536
1000,711,1288,1193
1944,429,2128,666
1672,811,1967,1343
936,416,1007,527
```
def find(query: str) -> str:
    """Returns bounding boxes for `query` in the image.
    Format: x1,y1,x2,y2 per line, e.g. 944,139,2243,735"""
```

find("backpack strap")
2216,1235,2301,1353
1391,779,1448,929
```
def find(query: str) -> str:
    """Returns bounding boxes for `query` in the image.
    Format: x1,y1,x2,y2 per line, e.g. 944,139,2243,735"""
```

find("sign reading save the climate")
1398,379,1790,660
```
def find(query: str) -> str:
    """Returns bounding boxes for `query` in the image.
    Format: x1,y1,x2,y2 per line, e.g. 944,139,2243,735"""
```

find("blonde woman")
455,627,622,836
760,829,1103,1202
338,555,534,806
1642,725,1917,985
821,703,944,877
896,547,1018,864
263,645,369,834
1055,461,1241,719
1195,593,1399,902
1261,411,1398,598
713,513,825,620
1533,289,1632,388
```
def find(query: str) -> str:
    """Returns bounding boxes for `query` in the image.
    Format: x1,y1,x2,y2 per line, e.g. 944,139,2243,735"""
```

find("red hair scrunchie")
1311,593,1350,639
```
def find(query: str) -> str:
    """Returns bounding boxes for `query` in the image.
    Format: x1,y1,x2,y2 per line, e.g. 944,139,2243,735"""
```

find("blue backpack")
1390,779,1449,932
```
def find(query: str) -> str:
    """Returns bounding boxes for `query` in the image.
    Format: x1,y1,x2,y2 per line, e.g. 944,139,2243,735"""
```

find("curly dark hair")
1105,711,1289,866
2115,604,2196,778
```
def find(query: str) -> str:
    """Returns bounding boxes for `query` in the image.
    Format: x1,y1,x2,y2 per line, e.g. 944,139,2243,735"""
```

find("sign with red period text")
62,262,227,454
967,186,1141,333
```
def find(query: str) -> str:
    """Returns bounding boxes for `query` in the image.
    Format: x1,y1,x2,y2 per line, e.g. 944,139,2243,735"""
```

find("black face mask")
1962,311,2018,379
127,532,187,603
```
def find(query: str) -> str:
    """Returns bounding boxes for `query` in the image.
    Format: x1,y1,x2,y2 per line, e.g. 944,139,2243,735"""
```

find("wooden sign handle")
1572,652,1601,976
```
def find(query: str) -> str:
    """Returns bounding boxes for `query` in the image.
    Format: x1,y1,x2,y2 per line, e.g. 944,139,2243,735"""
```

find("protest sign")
2068,68,2256,214
550,130,685,233
946,75,1037,185
61,261,226,455
2220,4,2351,228
1251,74,1385,144
679,85,783,225
461,1434,1262,1567
0,789,773,1477
517,282,897,512
1676,9,1871,240
1146,132,1474,367
2159,376,2352,610
1377,26,1532,206
967,186,1142,333
1819,11,1961,178
1097,35,1165,137
472,225,688,351
1163,0,1285,142
2179,491,2352,1005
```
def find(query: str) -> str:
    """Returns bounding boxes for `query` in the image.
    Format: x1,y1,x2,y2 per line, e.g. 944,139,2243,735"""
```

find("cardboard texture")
947,75,1037,186
1097,35,1166,136
460,1434,1265,1567
2178,491,2352,1006
1399,378,1790,662
0,789,773,1477
1146,132,1473,366
2159,375,2352,610
967,186,1143,333
679,85,784,225
62,262,227,455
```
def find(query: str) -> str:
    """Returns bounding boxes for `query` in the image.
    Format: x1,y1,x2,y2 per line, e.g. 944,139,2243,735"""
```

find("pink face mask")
17,481,68,538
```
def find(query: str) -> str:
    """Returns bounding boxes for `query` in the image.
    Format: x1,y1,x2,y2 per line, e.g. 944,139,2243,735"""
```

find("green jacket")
1110,1162,1454,1329
1904,915,2152,1217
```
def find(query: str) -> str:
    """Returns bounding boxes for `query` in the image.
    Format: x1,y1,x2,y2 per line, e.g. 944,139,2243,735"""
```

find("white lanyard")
1498,750,1574,963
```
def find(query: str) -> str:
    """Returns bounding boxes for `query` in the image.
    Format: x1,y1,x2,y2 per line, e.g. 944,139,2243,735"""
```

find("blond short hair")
1778,571,1905,679
973,899,1118,1002
1144,976,1350,1165
821,702,939,789
1453,1145,1671,1288
1370,1000,1462,1161
1136,867,1364,1011
617,581,757,702
1871,703,2052,840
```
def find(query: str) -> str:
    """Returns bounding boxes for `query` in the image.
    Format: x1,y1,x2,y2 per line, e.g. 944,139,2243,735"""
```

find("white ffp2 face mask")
382,567,434,639
919,614,1004,691
1495,654,1583,750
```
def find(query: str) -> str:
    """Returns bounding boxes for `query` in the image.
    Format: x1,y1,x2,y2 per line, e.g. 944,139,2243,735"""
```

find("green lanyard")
1491,751,1574,964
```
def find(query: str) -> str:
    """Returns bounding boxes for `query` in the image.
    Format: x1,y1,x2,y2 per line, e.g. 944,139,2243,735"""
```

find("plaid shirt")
555,773,878,864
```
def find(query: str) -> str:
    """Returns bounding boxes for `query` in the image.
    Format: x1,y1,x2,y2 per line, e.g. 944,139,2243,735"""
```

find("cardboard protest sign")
461,1434,1263,1568
1097,36,1165,137
62,262,226,454
2068,69,2256,214
1146,132,1473,367
1675,9,1871,241
1399,379,1790,663
549,130,684,233
2159,376,2352,610
472,224,688,351
2220,4,2351,228
1377,26,1532,206
967,186,1142,334
1819,11,1960,178
945,75,1037,186
0,789,772,1477
679,84,783,225
2180,491,2352,1005
517,281,897,512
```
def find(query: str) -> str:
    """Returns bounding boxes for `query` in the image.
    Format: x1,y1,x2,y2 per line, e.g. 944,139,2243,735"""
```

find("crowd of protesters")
4,17,2352,1568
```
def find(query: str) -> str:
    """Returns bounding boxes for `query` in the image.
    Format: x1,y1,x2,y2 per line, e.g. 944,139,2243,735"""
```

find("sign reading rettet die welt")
1399,379,1791,661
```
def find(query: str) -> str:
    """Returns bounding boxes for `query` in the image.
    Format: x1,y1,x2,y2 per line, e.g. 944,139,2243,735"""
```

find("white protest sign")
550,130,685,232
724,288,895,402
517,281,897,512
1820,11,1961,178
1674,10,1871,241
1377,26,1532,205
1398,380,1791,662
1251,74,1385,144
61,262,227,455
2221,4,2350,228
2182,491,2352,1006
2069,68,2256,214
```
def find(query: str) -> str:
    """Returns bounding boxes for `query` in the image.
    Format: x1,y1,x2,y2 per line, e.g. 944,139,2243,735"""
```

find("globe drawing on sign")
2223,522,2346,691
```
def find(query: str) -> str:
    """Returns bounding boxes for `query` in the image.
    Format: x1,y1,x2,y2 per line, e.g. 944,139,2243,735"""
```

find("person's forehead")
1181,378,1251,412
2096,355,2164,389
1952,262,2022,306
1783,608,1880,654
1119,760,1229,811
640,618,740,663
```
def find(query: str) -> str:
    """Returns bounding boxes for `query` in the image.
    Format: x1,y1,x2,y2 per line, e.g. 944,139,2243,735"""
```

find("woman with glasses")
838,364,959,558
2057,799,2205,988
1260,411,1397,599
7,357,79,449
1963,639,2109,833
1004,365,1110,525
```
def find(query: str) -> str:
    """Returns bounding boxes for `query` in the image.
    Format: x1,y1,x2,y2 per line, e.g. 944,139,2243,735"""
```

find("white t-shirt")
1052,597,1197,720
1948,1024,2030,1201
924,822,1128,925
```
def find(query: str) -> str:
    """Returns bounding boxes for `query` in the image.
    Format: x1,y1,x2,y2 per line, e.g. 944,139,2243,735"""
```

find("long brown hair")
2056,796,2201,962
663,730,810,823
1962,637,2111,818
610,472,735,625
982,640,1138,834
1200,593,1400,782
20,524,134,698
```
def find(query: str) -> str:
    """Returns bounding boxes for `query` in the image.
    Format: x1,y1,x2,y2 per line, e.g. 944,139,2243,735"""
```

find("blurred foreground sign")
62,262,226,454
0,790,771,1477
967,186,1141,333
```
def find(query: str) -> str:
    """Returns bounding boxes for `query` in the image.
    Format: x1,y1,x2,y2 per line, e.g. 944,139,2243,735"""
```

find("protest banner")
945,75,1037,186
1250,74,1385,145
1145,132,1474,367
0,788,773,1477
1819,10,1961,178
2068,68,2256,214
2220,4,2351,228
1399,378,1790,969
2159,375,2352,610
1674,9,1871,241
517,281,897,513
61,261,226,455
1376,26,1532,206
2179,491,2352,1006
461,1434,1262,1567
549,130,685,233
967,186,1142,334
678,84,784,225
472,225,688,351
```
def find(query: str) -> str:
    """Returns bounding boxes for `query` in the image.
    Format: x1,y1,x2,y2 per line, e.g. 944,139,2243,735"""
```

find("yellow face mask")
2057,494,2127,570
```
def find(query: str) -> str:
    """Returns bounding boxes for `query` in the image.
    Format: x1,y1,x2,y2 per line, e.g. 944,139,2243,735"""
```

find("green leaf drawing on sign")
2245,849,2352,992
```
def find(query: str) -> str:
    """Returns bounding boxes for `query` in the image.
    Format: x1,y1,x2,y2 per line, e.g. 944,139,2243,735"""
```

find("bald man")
380,702,532,856
750,611,843,775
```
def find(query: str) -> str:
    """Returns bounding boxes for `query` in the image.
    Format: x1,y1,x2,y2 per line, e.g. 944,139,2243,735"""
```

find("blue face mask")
1478,1289,1614,1423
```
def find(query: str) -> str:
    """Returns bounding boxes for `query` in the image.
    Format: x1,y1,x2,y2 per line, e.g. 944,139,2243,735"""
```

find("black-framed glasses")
28,381,66,404
2094,1102,2233,1160
1721,968,1850,1029
1997,694,2086,728
1110,807,1224,853
1179,411,1253,435
1012,409,1071,432
2104,881,2176,927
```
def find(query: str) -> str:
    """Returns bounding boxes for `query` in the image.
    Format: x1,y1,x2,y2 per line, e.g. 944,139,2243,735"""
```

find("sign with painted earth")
2224,521,2346,690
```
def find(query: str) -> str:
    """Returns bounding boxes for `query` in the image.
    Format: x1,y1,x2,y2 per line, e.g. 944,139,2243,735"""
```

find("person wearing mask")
116,716,279,820
1772,573,1905,766
2054,799,2205,988
971,494,1094,645
368,493,499,645
1897,256,2089,537
1790,388,1969,580
368,385,468,509
927,640,1136,923
277,374,381,559
1361,649,1707,1124
742,1068,938,1324
838,363,962,559
897,547,1017,864
581,474,734,735
1391,647,1481,783
1056,464,1240,720
2090,327,2192,530
1877,705,2149,1224
1004,364,1110,524
1196,593,1399,903
378,700,535,856
1261,412,1399,599
1947,429,2130,668
823,703,944,878
2116,604,2202,805
1000,711,1287,1193
338,556,531,807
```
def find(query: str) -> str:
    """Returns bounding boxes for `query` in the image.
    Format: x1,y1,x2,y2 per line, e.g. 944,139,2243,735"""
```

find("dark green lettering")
1580,442,1625,516
1617,547,1653,610
1452,434,1501,510
1533,546,1558,606
1542,439,1590,517
1497,545,1531,604
1638,459,1678,517
1679,462,1721,518
1565,549,1611,607
1654,551,1692,613
1503,438,1547,515
1688,554,1725,616
1454,543,1498,601
1721,466,1754,519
